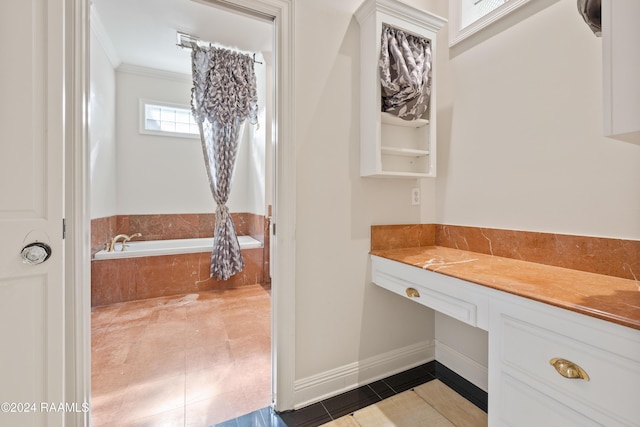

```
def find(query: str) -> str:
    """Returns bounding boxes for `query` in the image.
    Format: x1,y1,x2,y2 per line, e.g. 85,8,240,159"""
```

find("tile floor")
92,284,487,427
91,284,271,426
324,380,487,427
218,362,487,427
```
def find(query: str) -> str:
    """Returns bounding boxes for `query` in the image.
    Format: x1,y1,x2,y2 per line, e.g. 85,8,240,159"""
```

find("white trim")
354,0,446,34
449,0,560,47
192,0,276,23
449,0,531,46
435,340,488,392
89,3,121,68
117,63,192,83
265,0,297,411
67,0,92,425
293,341,435,409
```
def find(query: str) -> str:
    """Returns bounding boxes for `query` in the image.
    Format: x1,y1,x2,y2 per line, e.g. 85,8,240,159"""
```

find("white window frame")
139,98,200,139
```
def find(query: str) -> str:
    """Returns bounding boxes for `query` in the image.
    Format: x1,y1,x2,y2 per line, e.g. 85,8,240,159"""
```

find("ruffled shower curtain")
191,46,258,280
379,24,432,121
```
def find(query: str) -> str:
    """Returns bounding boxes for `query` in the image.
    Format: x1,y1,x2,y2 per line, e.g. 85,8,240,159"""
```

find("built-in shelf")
381,112,429,128
381,146,430,157
355,0,446,178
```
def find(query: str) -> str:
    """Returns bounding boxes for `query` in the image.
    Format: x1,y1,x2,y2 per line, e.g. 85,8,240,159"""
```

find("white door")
0,0,67,426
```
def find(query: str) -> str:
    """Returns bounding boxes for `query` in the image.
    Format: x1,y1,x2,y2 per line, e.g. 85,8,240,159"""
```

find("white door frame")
66,0,91,425
67,0,297,419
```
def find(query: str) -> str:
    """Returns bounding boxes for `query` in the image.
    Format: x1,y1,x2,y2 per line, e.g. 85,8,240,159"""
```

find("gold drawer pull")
405,288,420,298
549,358,590,381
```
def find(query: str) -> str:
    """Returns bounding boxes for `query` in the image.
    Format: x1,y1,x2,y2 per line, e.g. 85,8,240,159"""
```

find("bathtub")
93,236,263,260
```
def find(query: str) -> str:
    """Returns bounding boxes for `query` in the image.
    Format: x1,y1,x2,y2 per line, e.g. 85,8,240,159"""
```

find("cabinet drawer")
371,256,488,329
374,268,477,325
500,313,640,425
499,373,601,427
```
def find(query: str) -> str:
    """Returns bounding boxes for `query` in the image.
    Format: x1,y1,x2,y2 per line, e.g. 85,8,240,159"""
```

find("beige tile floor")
321,380,487,427
91,284,271,427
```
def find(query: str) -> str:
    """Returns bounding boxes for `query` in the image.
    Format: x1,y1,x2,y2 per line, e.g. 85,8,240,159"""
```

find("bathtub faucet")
107,233,142,252
123,233,142,244
120,233,142,252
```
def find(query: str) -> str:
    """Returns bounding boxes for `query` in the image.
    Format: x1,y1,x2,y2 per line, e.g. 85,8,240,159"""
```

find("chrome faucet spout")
120,233,142,251
123,233,142,242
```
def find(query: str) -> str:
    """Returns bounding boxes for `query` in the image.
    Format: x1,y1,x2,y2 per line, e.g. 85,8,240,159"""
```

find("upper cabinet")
355,0,446,178
603,0,640,144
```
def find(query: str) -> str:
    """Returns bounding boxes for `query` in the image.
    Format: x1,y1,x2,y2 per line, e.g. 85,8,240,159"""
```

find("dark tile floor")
215,361,487,427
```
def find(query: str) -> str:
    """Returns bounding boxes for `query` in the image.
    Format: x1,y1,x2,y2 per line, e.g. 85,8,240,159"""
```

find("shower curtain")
191,46,258,280
379,24,432,121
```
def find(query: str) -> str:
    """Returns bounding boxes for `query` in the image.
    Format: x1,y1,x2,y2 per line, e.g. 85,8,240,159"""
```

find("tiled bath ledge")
370,224,640,330
91,212,267,255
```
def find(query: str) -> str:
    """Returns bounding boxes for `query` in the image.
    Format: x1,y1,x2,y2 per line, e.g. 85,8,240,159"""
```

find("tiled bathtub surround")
91,213,266,255
91,213,270,307
91,249,265,306
371,224,639,281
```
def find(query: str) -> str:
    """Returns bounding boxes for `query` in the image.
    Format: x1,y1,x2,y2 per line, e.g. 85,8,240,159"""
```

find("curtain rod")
175,32,263,64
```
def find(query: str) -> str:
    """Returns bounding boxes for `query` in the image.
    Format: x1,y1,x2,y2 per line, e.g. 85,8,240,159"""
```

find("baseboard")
435,340,488,392
435,361,488,412
293,340,435,409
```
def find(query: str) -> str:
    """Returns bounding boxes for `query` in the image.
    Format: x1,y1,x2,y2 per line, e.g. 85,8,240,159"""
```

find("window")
140,99,200,138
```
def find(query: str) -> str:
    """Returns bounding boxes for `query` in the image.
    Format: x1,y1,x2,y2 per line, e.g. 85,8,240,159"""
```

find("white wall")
114,64,266,215
232,56,269,216
432,0,640,239
425,0,640,391
294,0,438,386
292,0,640,401
435,312,488,391
89,28,117,219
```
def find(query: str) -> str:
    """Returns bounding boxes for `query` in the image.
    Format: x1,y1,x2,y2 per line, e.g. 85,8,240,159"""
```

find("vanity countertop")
370,245,640,331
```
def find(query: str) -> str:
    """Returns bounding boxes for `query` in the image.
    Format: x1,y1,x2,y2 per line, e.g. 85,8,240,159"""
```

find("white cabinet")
603,0,640,144
355,0,446,178
489,293,640,426
371,255,640,425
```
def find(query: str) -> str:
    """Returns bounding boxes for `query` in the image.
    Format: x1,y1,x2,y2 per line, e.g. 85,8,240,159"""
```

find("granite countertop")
370,245,640,331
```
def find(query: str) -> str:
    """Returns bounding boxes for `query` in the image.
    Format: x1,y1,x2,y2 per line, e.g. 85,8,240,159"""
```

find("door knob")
21,242,52,265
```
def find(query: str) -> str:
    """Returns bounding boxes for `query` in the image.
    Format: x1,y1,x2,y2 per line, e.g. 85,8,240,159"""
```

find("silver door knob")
21,242,52,265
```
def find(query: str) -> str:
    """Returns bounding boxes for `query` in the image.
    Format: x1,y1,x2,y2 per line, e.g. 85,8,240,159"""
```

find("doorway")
87,0,285,424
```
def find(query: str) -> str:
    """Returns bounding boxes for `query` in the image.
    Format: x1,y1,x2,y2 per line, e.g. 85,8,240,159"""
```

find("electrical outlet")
411,187,420,205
